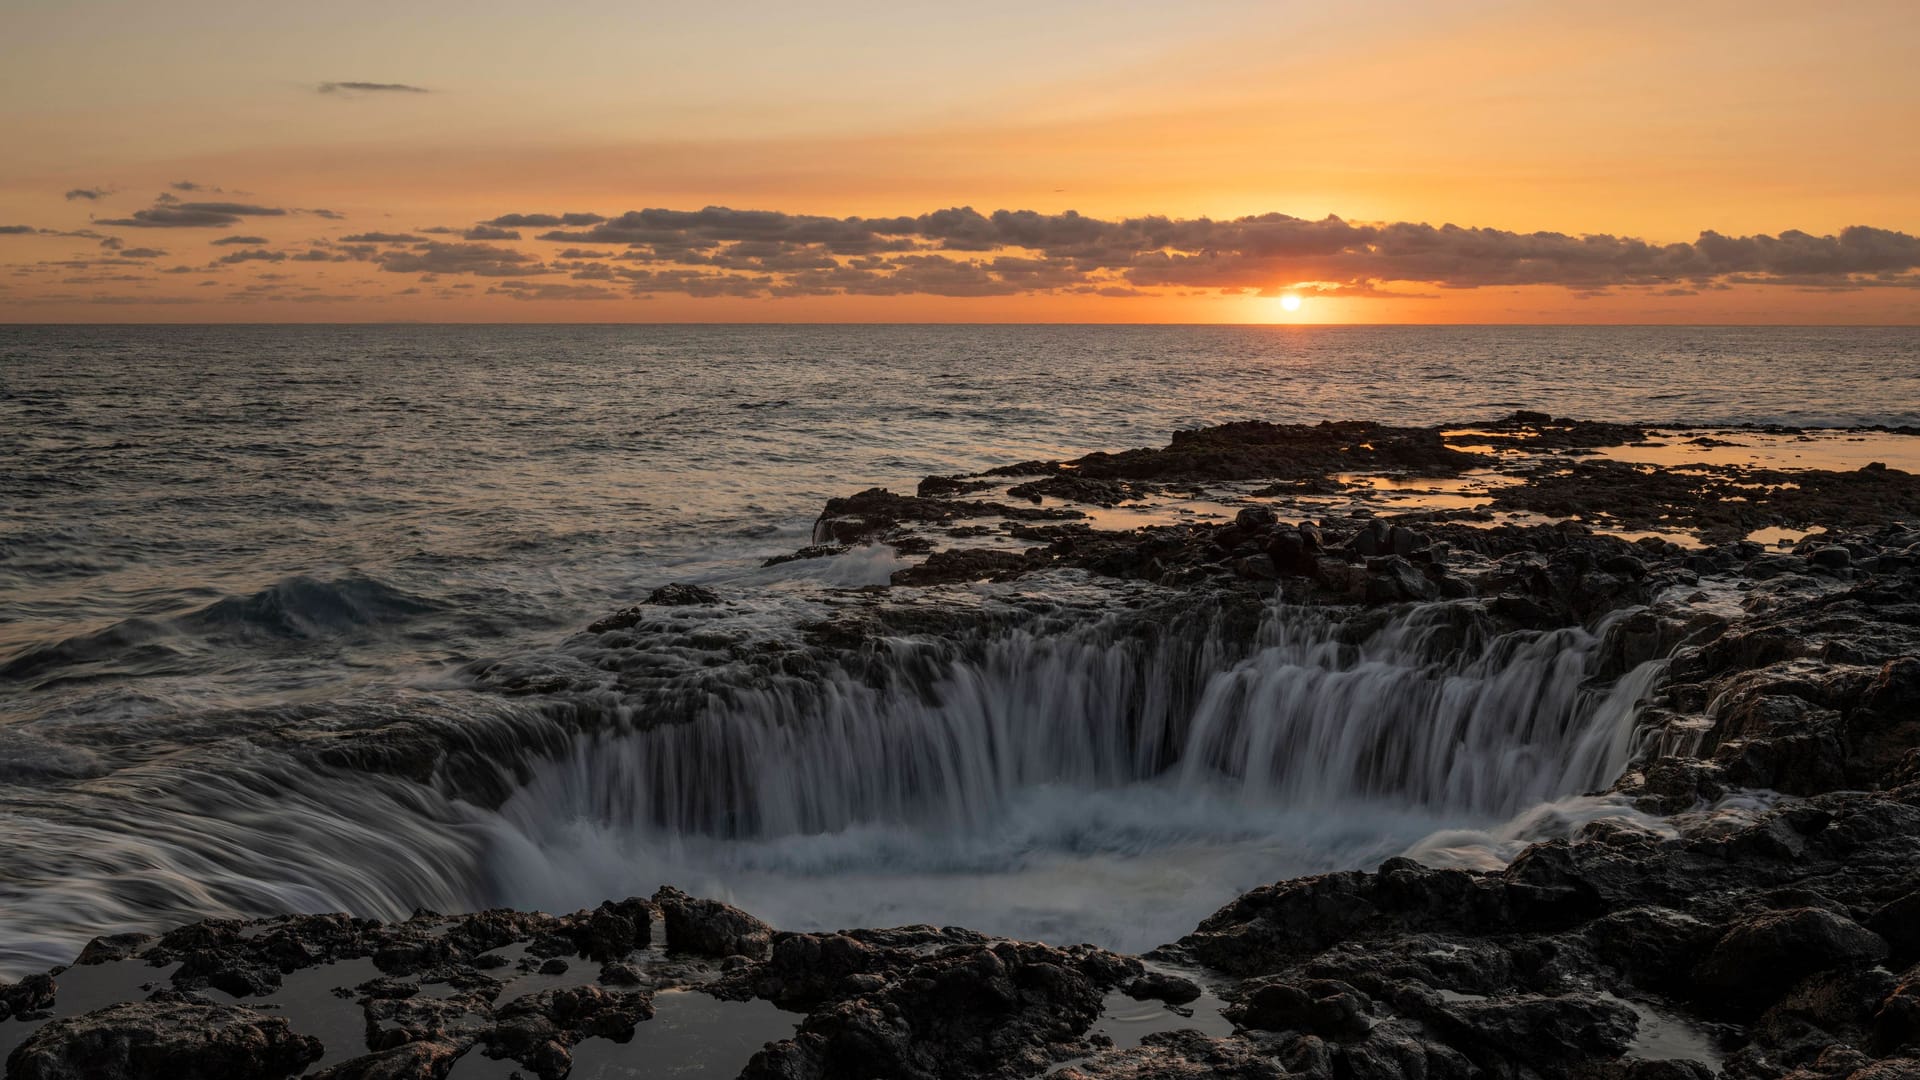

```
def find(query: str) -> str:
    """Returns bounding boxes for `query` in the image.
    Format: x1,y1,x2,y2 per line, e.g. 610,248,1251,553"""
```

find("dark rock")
1235,505,1278,530
309,1041,467,1080
739,939,1127,1080
484,985,653,1080
575,899,651,960
599,961,645,987
6,994,323,1080
1051,1030,1286,1079
891,547,1033,586
762,543,848,567
654,887,774,960
1409,990,1640,1072
1694,908,1889,1014
1229,979,1374,1041
587,583,720,632
1365,555,1438,603
1006,474,1154,507
0,972,56,1020
1810,545,1854,569
917,475,994,498
75,933,154,966
1123,971,1203,1006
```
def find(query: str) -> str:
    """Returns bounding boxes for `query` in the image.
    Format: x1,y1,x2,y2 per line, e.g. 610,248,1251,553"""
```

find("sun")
1280,293,1303,312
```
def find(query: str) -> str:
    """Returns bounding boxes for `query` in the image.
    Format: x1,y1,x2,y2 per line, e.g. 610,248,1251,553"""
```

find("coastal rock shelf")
5,413,1920,1079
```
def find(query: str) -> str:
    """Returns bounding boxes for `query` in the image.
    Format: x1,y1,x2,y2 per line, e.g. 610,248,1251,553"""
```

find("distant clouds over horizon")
7,188,1920,315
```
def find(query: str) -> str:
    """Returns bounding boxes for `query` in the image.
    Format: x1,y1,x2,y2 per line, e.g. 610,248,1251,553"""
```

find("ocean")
2,323,1917,976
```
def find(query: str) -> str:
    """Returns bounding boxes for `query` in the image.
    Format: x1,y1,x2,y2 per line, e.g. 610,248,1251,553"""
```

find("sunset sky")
3,0,1917,323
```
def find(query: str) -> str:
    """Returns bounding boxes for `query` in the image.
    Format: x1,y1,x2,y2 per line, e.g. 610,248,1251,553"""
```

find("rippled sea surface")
2,323,1916,974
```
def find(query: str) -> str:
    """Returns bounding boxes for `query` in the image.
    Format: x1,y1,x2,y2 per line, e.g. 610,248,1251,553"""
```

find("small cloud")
485,212,605,228
0,225,35,235
301,208,346,220
463,225,521,240
215,248,288,264
340,232,424,243
99,202,289,228
120,247,167,258
64,187,111,201
211,235,271,246
372,240,545,276
487,280,617,301
318,81,430,95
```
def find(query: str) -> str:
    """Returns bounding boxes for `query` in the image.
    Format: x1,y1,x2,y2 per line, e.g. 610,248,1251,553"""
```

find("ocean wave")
0,573,437,687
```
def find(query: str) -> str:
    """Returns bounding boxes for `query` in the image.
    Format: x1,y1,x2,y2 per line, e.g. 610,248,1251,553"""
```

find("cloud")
98,202,289,228
215,248,288,264
119,247,167,258
484,212,606,228
64,188,111,201
301,208,346,220
503,205,1920,298
0,225,33,235
371,241,545,276
22,198,1920,305
486,280,618,301
318,81,429,95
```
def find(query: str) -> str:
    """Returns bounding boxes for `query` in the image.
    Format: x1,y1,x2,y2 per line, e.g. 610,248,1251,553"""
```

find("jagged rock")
6,993,323,1080
0,972,56,1020
1229,978,1374,1041
1694,908,1890,1013
645,583,720,606
1006,474,1154,507
891,547,1034,586
588,583,720,632
1052,1030,1286,1078
654,886,774,960
739,940,1130,1080
483,985,654,1080
309,1040,468,1080
599,961,644,986
1123,970,1203,1006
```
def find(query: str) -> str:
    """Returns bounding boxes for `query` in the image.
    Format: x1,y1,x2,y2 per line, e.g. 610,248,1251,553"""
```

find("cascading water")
0,583,1668,974
475,596,1665,950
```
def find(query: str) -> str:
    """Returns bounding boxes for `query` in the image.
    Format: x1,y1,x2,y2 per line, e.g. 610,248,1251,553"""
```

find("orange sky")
2,0,1916,323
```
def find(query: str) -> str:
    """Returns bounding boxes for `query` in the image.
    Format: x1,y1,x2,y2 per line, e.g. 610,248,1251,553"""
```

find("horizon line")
3,321,1919,330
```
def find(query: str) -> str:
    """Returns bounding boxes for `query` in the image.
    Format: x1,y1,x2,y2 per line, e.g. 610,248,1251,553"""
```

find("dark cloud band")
504,206,1920,298
318,82,429,95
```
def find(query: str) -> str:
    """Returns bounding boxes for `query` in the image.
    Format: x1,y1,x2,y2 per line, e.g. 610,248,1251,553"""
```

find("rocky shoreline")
5,414,1920,1079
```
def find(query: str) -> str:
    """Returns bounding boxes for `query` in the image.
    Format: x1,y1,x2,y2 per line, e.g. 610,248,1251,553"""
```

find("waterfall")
492,598,1658,848
0,595,1667,972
